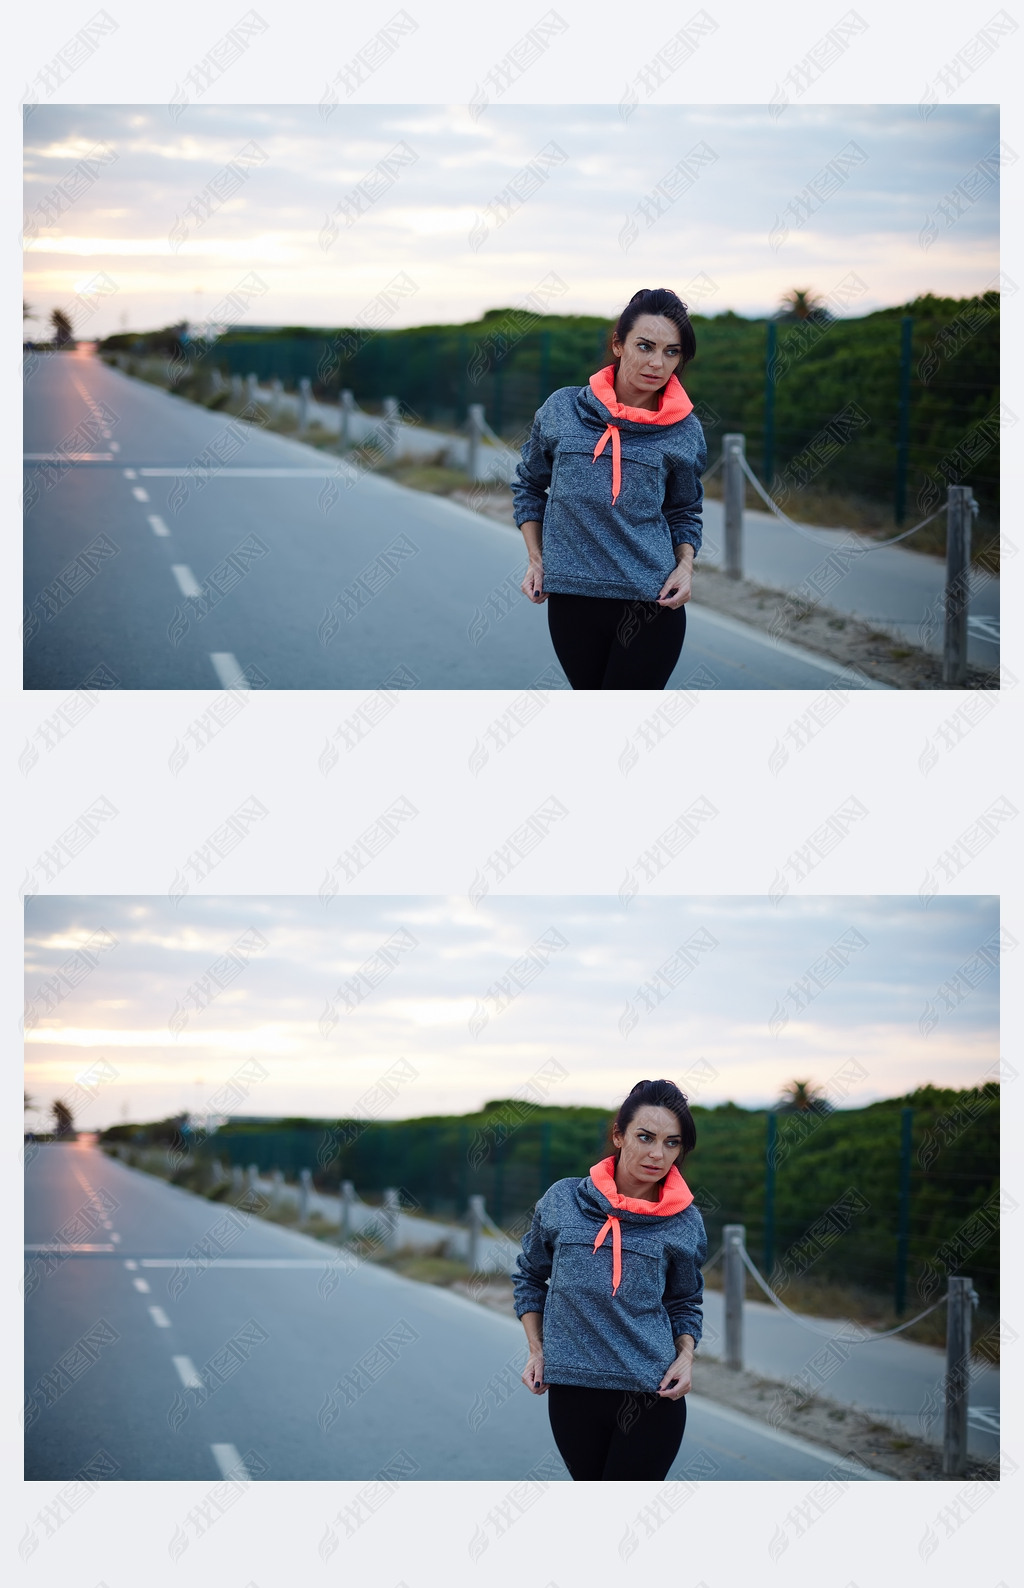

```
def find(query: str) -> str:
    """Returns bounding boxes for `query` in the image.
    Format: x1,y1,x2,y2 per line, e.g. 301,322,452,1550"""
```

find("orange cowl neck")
587,1154,694,1296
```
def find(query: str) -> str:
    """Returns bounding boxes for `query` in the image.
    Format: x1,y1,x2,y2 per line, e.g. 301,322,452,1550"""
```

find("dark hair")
609,288,697,374
610,1079,697,1167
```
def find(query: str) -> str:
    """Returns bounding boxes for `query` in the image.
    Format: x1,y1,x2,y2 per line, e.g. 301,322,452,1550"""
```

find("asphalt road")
24,351,888,691
25,1143,886,1482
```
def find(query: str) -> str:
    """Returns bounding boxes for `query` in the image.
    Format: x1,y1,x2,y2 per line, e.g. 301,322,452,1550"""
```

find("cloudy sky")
23,895,999,1132
23,104,999,341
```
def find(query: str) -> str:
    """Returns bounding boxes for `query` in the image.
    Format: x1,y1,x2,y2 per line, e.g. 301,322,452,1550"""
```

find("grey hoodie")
510,373,707,602
511,1168,707,1393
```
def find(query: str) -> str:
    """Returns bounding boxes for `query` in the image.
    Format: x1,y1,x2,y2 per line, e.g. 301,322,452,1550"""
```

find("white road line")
211,1444,251,1480
110,1232,122,1243
149,514,170,537
123,468,137,479
24,1243,114,1252
124,1259,138,1270
148,1306,172,1328
102,1220,113,1229
109,441,120,451
131,1277,151,1293
132,486,150,502
23,452,114,462
172,564,202,597
139,466,346,477
141,1257,335,1267
209,652,250,689
173,1356,204,1389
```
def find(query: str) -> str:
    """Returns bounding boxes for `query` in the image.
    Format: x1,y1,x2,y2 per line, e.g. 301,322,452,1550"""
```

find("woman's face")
612,1104,684,1184
611,313,682,395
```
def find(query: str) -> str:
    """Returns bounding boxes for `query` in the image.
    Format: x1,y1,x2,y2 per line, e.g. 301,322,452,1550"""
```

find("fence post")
382,1186,401,1252
467,403,484,482
246,1163,259,1197
298,376,311,436
381,395,400,460
270,1168,283,1210
210,1157,223,1187
230,373,242,403
467,1193,485,1272
942,484,973,685
943,1276,974,1475
723,1223,745,1370
269,376,282,418
338,389,355,453
340,1179,355,1239
246,372,259,406
722,433,745,580
230,1164,244,1196
298,1167,312,1225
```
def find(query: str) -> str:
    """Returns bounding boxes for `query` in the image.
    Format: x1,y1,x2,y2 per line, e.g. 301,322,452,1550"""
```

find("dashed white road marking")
132,486,150,502
132,1277,151,1293
123,468,137,479
141,1257,338,1267
24,1243,114,1252
23,452,114,462
173,1356,204,1389
109,441,120,452
149,514,170,537
124,1259,138,1270
102,1220,113,1229
209,652,250,689
110,1232,122,1244
211,1444,251,1480
148,1306,172,1328
172,564,202,597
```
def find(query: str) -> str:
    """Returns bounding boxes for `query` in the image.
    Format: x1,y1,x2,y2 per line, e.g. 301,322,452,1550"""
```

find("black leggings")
547,1384,687,1480
547,593,686,690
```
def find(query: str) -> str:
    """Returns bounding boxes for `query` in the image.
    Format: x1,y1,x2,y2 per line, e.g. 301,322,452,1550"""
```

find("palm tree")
49,307,74,348
776,1079,831,1114
51,1098,75,1137
776,288,830,324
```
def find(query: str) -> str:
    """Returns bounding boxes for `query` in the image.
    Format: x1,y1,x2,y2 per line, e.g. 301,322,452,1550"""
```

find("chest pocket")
553,436,665,514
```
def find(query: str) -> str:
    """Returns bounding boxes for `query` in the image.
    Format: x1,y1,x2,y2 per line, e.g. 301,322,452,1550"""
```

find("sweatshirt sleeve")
510,410,555,529
510,1193,556,1318
663,418,707,556
663,1212,707,1347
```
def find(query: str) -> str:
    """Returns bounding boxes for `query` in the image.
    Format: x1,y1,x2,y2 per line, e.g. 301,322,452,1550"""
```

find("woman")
511,287,706,690
512,1079,706,1481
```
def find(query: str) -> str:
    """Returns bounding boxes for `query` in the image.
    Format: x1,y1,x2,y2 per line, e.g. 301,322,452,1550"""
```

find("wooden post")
467,403,484,482
269,375,282,417
230,1164,244,1194
246,1163,259,1196
298,376,311,436
467,1193,485,1272
943,1276,973,1475
942,485,973,685
338,389,354,453
382,1186,401,1252
230,373,242,402
381,395,400,460
723,1223,745,1370
723,433,745,580
246,372,258,406
340,1179,355,1239
298,1167,312,1225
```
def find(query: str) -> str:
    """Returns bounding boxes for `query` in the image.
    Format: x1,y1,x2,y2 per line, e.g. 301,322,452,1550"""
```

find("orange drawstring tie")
593,424,621,503
594,1213,623,1295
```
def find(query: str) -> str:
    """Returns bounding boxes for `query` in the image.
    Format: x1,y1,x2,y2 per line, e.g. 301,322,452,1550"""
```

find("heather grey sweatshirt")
510,366,707,602
511,1162,707,1393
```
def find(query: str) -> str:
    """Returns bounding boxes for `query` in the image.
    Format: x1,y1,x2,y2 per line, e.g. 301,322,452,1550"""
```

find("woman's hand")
521,557,546,604
522,1349,547,1394
657,547,693,609
657,1348,693,1400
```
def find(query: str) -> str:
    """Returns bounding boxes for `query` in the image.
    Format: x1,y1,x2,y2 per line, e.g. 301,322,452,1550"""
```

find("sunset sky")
23,103,1000,341
24,895,1000,1132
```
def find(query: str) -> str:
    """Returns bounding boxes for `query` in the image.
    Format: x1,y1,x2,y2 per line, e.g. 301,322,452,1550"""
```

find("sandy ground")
449,487,996,691
449,1275,994,1481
